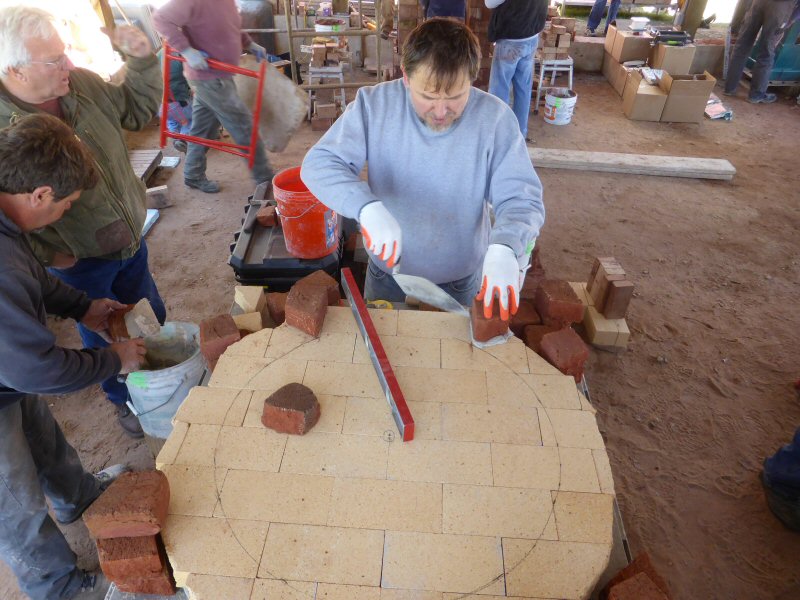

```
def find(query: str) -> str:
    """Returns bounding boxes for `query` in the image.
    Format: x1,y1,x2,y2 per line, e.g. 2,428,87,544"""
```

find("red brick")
522,324,560,354
285,285,327,337
540,327,589,383
256,204,277,227
603,279,634,319
200,314,241,370
265,292,288,326
608,573,669,600
294,270,341,306
83,471,170,540
600,552,671,600
470,297,509,342
261,382,321,435
520,246,546,300
97,535,162,580
107,304,134,341
510,298,541,337
115,567,175,596
534,279,584,327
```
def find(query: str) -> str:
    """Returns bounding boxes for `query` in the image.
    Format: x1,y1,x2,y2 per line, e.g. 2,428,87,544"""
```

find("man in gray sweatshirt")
302,18,544,321
0,114,146,600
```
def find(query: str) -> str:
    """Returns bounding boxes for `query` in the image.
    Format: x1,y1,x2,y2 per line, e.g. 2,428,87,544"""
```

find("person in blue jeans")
487,0,548,142
160,53,193,152
586,0,621,36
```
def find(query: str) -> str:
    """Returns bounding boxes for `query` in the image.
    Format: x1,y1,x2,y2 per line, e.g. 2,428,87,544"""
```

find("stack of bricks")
83,471,176,595
466,3,493,90
397,0,422,49
537,17,576,62
572,257,633,350
309,40,349,130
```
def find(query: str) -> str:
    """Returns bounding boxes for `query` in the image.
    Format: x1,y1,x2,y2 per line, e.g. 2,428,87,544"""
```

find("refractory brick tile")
174,387,245,425
382,591,443,600
394,366,487,405
558,447,601,493
484,372,541,409
442,484,553,539
388,439,492,485
342,396,441,440
267,329,357,363
249,578,315,600
354,335,441,368
219,470,333,525
593,449,616,494
528,374,582,410
224,328,272,358
381,531,504,595
317,583,381,600
328,478,442,533
183,573,254,600
303,361,383,398
526,347,563,376
213,426,287,472
553,491,615,544
491,444,561,490
160,464,223,517
546,409,606,449
502,538,611,599
280,432,389,479
259,523,384,586
156,420,187,468
441,338,513,373
441,403,541,445
396,311,470,342
174,424,221,467
481,338,531,373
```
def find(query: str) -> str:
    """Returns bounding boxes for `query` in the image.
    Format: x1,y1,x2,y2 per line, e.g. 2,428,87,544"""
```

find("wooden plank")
129,149,163,182
529,148,736,181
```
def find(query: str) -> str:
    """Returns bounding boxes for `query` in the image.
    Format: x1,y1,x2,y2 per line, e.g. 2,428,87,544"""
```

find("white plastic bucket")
630,17,649,31
543,88,577,125
124,322,206,439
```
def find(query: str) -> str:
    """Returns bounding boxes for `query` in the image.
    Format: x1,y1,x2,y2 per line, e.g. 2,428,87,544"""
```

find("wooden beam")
529,148,736,181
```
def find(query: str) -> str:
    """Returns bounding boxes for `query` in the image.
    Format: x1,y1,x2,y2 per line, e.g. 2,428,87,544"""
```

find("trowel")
392,268,469,316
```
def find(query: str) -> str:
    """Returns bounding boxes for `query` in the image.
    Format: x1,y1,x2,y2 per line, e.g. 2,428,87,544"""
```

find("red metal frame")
159,42,266,169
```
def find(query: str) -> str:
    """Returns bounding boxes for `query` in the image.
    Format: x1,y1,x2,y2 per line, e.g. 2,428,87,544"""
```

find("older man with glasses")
0,6,166,439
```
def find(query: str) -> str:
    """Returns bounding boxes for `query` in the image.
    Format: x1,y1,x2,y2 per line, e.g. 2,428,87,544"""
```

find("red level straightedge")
341,268,415,441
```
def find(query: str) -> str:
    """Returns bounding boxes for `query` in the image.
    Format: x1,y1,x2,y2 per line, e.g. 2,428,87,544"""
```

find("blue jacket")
420,0,466,19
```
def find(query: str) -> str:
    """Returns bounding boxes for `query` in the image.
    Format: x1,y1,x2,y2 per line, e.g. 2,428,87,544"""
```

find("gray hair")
0,6,57,77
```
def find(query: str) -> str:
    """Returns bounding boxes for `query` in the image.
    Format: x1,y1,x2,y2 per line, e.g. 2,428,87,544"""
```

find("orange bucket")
273,167,339,259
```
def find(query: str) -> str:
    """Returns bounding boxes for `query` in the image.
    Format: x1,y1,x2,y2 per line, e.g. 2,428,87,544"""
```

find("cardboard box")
602,52,629,96
658,70,716,123
604,24,618,54
650,43,696,74
315,102,338,119
611,30,653,63
622,70,667,121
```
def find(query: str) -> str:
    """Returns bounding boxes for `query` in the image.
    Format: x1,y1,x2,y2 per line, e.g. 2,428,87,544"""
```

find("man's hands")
103,25,152,58
359,201,402,268
81,298,127,334
247,42,268,63
477,244,519,321
110,339,147,374
182,47,209,70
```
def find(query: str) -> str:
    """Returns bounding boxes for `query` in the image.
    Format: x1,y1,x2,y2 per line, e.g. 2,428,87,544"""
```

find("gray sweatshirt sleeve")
0,267,121,395
301,90,380,221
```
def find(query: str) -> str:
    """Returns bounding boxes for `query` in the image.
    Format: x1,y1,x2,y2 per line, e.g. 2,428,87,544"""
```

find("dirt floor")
1,68,799,599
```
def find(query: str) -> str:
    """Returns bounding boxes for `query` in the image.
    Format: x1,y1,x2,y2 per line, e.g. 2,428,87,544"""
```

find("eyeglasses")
29,55,71,70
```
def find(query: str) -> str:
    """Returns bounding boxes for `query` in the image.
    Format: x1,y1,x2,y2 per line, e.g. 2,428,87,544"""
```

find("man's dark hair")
401,18,481,92
0,113,98,200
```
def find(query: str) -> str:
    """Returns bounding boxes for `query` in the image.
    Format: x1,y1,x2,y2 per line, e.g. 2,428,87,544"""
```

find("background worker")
302,18,544,320
0,114,147,600
420,0,467,20
585,0,621,36
0,6,165,438
153,0,273,194
486,0,548,143
160,48,193,152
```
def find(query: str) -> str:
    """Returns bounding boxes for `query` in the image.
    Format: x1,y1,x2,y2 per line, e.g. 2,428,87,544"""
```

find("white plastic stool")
533,56,574,115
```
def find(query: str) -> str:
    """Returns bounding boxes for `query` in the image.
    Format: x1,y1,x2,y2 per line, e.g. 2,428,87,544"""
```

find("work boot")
117,404,144,438
749,92,777,104
56,464,130,525
71,571,111,600
185,177,220,193
173,139,188,153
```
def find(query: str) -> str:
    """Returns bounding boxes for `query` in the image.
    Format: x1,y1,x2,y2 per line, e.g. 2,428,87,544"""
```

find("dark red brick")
470,296,509,342
261,382,321,435
600,552,671,600
83,471,170,540
97,535,161,580
522,324,560,354
608,573,669,600
115,567,175,596
107,304,134,341
520,246,546,300
294,270,341,306
256,204,278,227
602,279,635,319
534,279,584,327
510,299,541,337
265,292,289,326
540,327,589,383
200,314,241,370
285,285,327,337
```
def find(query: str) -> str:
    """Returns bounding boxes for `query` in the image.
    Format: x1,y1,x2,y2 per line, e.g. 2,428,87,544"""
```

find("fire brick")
115,568,176,596
97,535,162,581
285,286,328,337
261,382,321,435
522,324,561,354
470,297,509,342
608,573,669,600
83,471,170,540
256,204,278,228
534,280,585,327
265,292,289,326
510,298,542,337
200,314,241,370
294,270,341,306
539,327,590,383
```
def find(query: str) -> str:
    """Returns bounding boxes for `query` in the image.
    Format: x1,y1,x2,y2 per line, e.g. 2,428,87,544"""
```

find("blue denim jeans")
0,396,101,599
185,77,273,184
488,35,539,139
163,100,193,134
50,240,166,406
364,259,481,307
587,0,621,34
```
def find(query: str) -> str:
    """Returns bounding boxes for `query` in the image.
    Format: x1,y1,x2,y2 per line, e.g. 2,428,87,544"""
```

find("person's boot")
57,464,130,524
71,571,111,600
116,404,144,438
185,177,220,193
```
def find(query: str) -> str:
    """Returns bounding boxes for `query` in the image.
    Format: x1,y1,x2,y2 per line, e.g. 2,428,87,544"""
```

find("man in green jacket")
0,7,165,437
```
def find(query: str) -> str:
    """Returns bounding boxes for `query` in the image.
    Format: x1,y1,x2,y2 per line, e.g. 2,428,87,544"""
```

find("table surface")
158,306,616,600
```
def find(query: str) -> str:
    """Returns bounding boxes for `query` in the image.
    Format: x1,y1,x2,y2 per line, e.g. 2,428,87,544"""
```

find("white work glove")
359,201,402,268
247,41,268,63
182,47,208,70
477,244,520,321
